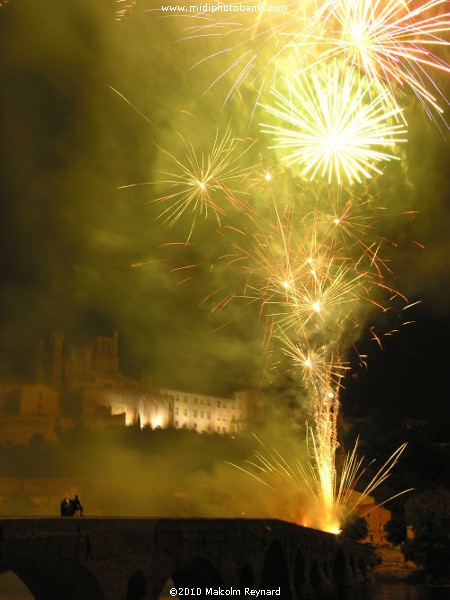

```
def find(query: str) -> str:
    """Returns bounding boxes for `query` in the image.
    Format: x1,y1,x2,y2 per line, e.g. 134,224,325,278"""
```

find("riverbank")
373,546,418,581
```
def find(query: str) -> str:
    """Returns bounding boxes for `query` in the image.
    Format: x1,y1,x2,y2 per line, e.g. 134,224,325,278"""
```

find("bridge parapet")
0,518,376,600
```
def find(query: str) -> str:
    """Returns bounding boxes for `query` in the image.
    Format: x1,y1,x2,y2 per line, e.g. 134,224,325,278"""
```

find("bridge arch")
332,547,348,585
260,539,292,599
293,548,306,598
126,569,147,600
0,560,104,600
156,556,223,598
239,563,255,590
0,571,34,598
309,557,322,591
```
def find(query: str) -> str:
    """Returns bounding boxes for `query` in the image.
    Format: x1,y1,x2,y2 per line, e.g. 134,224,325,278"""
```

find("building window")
193,423,197,430
193,410,197,417
183,409,187,416
174,420,178,427
200,411,204,418
207,412,211,419
175,407,179,415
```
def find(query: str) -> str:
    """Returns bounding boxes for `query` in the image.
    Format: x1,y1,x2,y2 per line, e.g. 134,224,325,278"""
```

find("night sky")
1,0,450,437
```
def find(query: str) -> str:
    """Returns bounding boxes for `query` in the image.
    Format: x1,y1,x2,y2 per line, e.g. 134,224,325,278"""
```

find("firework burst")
120,126,255,240
319,0,450,118
230,431,410,533
260,61,408,184
280,335,350,391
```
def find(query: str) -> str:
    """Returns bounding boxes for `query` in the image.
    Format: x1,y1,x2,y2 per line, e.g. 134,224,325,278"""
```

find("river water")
334,583,450,600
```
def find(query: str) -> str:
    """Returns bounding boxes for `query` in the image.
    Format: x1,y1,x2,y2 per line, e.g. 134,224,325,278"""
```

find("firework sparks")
230,431,410,533
219,199,393,344
319,0,450,118
280,335,350,391
171,0,332,105
315,184,399,279
115,0,136,21
120,126,255,240
260,61,408,184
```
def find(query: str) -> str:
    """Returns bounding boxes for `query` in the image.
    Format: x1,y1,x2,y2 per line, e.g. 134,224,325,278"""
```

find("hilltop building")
0,331,264,443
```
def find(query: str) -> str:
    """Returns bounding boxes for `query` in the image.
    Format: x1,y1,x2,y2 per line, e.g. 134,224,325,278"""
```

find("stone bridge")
0,518,376,600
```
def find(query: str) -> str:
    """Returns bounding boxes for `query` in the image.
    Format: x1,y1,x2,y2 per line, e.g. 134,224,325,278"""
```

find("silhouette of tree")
404,487,450,579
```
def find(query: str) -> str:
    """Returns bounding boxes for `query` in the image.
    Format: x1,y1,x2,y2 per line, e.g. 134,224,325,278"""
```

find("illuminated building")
0,384,60,443
0,332,263,442
356,494,392,547
160,388,262,434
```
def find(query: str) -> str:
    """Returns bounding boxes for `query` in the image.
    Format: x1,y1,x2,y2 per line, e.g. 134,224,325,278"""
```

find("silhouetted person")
60,495,83,517
60,497,72,517
72,494,83,517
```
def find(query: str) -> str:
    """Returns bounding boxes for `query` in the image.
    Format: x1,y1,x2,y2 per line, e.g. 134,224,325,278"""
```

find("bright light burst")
168,0,450,122
280,335,350,391
320,0,450,118
260,61,408,184
121,127,255,240
230,430,410,533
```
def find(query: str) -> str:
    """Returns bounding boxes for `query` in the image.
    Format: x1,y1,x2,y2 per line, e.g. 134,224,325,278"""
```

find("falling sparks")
229,433,411,533
174,0,332,105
